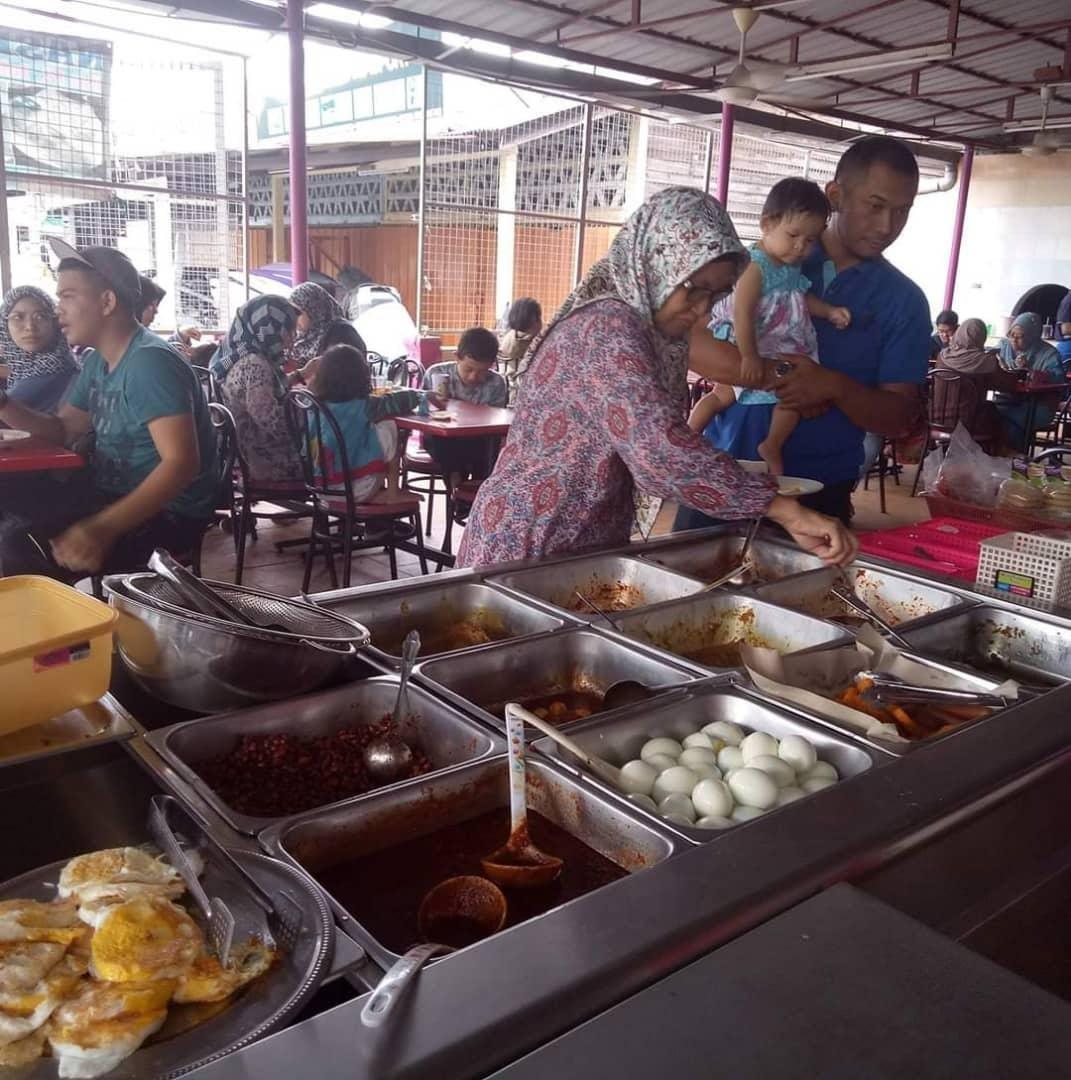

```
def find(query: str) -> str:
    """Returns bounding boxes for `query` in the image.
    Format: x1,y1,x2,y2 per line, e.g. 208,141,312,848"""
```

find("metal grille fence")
1,18,246,332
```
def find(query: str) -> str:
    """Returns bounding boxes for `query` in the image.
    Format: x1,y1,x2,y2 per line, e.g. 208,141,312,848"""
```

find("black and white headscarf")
0,285,78,387
210,296,297,383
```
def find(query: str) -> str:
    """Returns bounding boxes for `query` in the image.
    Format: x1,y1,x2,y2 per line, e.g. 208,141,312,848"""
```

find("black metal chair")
387,356,426,389
227,393,313,584
861,438,902,514
190,364,220,403
289,388,428,591
912,370,990,496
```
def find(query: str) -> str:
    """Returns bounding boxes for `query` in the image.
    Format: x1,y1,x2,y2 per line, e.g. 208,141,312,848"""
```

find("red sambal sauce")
315,807,626,954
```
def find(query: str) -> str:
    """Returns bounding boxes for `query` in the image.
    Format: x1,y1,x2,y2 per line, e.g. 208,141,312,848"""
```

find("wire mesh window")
1,20,245,332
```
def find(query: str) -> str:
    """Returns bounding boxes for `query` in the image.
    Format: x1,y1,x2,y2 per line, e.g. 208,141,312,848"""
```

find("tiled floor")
198,462,928,596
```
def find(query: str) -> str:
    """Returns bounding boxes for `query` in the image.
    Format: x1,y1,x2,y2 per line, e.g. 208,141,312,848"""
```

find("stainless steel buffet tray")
488,553,703,619
0,692,135,771
901,605,1071,688
146,677,504,835
638,534,825,585
756,564,973,630
0,848,334,1079
259,755,684,970
311,579,569,667
605,592,856,674
413,627,698,732
532,683,883,844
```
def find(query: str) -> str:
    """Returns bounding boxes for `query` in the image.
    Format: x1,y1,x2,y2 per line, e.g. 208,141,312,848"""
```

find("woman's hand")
763,495,857,566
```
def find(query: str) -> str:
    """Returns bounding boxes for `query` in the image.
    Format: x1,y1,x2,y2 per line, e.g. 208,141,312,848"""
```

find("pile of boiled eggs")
617,720,839,830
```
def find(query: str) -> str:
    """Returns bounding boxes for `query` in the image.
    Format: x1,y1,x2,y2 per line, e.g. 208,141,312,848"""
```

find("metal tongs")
830,577,912,649
861,672,1009,709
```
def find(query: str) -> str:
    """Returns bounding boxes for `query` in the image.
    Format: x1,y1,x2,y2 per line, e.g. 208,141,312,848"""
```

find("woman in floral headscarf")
995,312,1067,450
0,285,78,413
458,187,856,569
211,295,301,486
287,282,344,368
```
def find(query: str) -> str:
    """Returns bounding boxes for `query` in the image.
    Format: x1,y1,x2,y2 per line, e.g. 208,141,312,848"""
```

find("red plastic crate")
857,517,1006,581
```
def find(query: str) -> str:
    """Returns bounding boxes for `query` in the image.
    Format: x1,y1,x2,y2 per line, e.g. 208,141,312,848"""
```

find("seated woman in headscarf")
458,186,856,571
210,296,301,488
287,282,343,372
0,286,79,413
994,312,1067,450
933,318,1015,444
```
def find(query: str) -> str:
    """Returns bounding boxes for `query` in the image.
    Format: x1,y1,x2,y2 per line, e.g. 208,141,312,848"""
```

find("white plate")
0,428,31,443
430,410,455,421
777,475,825,497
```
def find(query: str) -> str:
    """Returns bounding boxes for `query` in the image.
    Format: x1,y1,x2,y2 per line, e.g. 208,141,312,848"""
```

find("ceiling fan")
711,7,953,107
1015,86,1071,156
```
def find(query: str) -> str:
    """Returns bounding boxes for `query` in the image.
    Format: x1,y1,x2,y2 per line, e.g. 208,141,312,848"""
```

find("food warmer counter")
7,525,1071,1079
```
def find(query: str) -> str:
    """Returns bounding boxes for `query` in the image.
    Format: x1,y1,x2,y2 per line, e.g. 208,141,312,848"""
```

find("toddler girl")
689,177,850,476
305,344,438,503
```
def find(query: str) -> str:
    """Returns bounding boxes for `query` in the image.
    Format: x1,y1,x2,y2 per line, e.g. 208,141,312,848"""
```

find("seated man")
0,241,216,579
420,327,508,495
930,309,958,362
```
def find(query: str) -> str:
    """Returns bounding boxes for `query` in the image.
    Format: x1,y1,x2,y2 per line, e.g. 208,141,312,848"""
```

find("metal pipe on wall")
715,103,734,206
942,146,974,312
415,65,428,331
702,128,715,193
574,102,594,283
288,0,309,286
242,55,251,304
0,97,11,296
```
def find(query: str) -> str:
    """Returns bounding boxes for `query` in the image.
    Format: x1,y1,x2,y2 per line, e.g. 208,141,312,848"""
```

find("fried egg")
91,897,201,983
173,940,276,1004
0,941,67,994
0,953,87,1047
48,979,175,1080
0,1025,46,1067
59,848,194,905
0,899,82,945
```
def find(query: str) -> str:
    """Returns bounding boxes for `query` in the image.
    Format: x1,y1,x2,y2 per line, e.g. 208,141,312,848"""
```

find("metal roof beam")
533,0,625,41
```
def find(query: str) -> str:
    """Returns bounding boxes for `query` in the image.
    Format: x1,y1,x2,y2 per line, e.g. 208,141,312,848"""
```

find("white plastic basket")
976,530,1071,605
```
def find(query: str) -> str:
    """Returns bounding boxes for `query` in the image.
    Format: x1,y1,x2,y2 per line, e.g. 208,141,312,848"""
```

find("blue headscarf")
998,312,1064,378
210,296,297,382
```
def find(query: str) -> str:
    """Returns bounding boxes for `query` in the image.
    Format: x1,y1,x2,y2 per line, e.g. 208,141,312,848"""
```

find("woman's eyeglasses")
681,279,730,307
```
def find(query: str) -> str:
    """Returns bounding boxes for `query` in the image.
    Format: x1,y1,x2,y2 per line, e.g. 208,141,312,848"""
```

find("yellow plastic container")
0,576,117,734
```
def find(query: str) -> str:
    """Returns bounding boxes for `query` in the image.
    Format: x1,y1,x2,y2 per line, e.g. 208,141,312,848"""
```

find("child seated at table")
688,177,851,476
305,343,430,504
421,327,508,490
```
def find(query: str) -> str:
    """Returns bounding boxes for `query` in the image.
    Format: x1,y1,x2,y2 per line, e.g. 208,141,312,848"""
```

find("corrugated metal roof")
373,0,1071,144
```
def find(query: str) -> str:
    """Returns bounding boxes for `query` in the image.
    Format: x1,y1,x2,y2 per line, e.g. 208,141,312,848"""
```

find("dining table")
0,435,83,476
393,399,514,567
989,376,1070,458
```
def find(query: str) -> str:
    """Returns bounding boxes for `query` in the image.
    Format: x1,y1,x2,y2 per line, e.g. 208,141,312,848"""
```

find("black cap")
49,238,142,312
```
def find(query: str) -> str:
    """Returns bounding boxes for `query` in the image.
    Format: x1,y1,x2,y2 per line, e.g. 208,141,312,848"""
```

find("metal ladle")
481,703,564,889
416,875,507,949
363,630,419,784
510,704,622,788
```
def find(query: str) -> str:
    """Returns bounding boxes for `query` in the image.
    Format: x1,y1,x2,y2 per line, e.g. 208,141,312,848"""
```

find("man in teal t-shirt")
0,241,216,578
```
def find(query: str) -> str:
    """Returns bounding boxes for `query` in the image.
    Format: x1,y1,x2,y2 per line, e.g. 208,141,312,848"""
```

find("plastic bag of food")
930,423,1011,506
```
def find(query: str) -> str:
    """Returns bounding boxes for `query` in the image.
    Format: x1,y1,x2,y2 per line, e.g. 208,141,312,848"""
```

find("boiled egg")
641,737,683,762
702,720,744,746
778,734,818,774
731,804,766,823
657,794,697,822
776,786,805,806
802,776,837,794
652,766,699,802
727,767,778,810
678,747,718,771
695,816,734,830
691,778,733,819
801,760,839,783
740,731,779,763
717,745,745,772
627,793,658,813
749,754,796,788
618,759,658,796
644,753,678,773
682,732,715,751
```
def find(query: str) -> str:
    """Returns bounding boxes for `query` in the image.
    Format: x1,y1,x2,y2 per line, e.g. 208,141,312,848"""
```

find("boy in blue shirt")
684,135,931,525
0,241,216,577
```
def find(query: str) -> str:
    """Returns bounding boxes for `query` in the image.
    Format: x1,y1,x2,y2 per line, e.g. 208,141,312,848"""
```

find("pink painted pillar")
715,103,735,206
942,145,974,312
288,0,308,285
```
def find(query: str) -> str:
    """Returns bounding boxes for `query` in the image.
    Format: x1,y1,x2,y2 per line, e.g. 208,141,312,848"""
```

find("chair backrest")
288,387,357,520
190,364,220,403
366,351,390,378
387,356,425,389
206,402,239,513
928,369,982,433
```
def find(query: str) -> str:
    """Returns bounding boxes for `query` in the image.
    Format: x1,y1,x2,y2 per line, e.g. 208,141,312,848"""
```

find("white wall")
885,153,1071,331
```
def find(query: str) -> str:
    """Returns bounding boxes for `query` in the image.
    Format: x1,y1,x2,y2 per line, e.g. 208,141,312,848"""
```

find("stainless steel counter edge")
186,682,1071,1080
